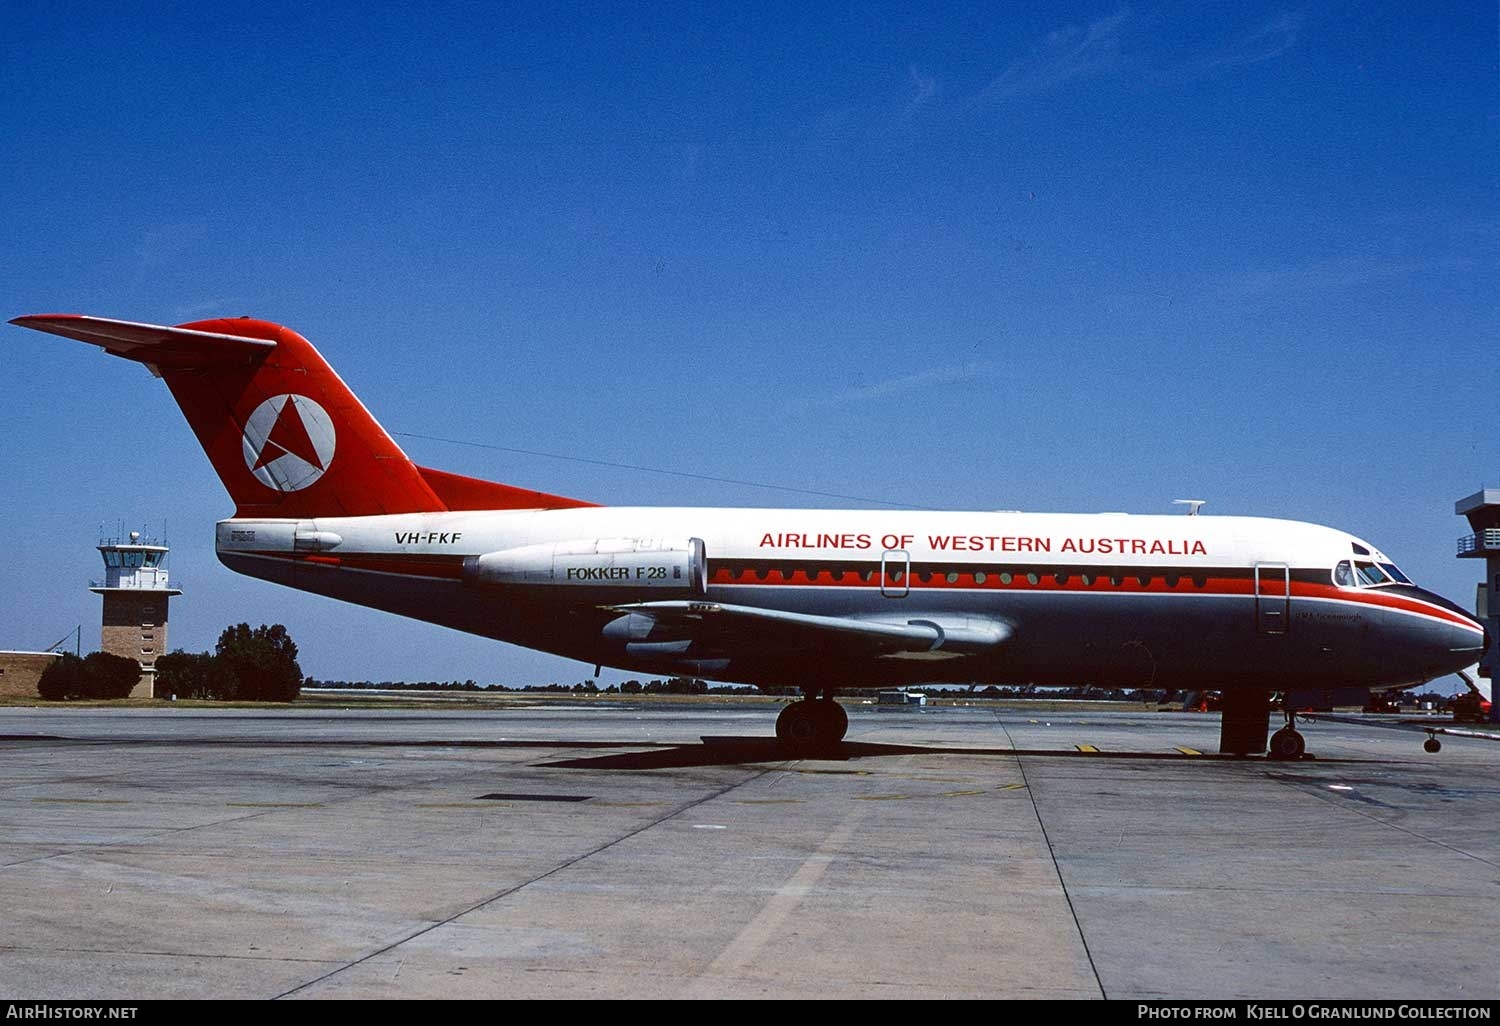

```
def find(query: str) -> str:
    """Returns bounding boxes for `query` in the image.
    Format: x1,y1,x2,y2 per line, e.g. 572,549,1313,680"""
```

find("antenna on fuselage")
1173,499,1206,516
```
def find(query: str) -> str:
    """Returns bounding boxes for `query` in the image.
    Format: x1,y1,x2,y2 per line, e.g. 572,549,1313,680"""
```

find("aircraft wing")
10,314,275,369
605,600,1010,662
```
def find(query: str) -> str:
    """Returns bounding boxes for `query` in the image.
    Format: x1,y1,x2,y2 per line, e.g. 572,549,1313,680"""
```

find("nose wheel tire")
776,698,848,754
1424,732,1442,754
1268,727,1306,760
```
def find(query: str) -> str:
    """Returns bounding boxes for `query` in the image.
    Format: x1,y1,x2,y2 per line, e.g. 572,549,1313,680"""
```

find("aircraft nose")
1412,588,1487,668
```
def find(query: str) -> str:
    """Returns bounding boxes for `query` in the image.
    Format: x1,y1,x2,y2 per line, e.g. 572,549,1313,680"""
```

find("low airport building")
0,651,62,698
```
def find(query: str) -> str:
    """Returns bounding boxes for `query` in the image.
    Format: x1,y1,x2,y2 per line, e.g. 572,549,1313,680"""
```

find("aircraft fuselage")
217,507,1486,693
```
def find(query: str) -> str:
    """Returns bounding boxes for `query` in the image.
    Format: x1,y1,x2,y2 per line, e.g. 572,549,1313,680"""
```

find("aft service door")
881,549,909,598
1255,562,1290,635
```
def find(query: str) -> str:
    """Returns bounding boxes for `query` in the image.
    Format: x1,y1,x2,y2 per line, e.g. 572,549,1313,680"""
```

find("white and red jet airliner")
13,313,1486,757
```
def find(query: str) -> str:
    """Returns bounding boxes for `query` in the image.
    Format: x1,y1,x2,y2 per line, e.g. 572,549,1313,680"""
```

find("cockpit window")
1333,561,1355,587
1379,562,1411,585
1355,561,1391,587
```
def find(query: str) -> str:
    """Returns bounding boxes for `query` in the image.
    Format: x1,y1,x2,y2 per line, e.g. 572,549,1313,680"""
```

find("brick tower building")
90,532,182,698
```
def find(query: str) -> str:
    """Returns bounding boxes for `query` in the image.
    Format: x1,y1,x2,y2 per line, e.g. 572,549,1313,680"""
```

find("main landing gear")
775,693,849,754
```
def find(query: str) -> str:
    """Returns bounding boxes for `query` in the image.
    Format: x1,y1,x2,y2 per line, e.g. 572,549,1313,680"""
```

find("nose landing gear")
775,693,849,755
1268,706,1307,761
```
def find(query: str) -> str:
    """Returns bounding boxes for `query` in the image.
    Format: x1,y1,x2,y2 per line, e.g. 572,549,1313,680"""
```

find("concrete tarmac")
1,701,1497,1000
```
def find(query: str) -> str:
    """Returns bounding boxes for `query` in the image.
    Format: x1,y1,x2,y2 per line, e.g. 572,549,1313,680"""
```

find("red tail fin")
11,314,595,517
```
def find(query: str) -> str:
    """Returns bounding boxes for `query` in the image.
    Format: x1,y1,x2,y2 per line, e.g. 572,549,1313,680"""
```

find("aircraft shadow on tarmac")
538,737,1354,770
0,734,1364,768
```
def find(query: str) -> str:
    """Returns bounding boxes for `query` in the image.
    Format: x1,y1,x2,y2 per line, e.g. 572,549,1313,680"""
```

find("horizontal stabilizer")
10,314,276,369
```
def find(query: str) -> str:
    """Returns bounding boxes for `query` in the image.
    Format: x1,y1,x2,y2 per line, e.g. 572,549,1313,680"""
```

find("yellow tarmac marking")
853,790,989,802
1076,744,1099,753
733,799,806,805
1174,746,1202,756
793,768,871,776
1000,783,1027,790
32,798,129,805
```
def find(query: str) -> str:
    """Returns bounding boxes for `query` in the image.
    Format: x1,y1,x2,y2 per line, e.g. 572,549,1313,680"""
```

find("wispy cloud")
170,297,245,321
902,64,940,119
976,9,1132,103
1164,11,1304,80
823,361,1002,404
1220,254,1473,297
133,218,209,270
810,7,1305,137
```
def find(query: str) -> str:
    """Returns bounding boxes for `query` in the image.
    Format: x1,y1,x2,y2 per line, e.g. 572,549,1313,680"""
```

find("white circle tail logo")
241,394,337,492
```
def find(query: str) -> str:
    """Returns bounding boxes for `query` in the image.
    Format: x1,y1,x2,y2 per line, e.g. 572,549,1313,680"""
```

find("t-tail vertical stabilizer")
10,314,595,517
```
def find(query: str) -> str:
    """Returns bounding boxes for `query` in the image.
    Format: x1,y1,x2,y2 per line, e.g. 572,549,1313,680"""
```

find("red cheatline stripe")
708,567,1480,630
1294,583,1481,631
244,550,466,580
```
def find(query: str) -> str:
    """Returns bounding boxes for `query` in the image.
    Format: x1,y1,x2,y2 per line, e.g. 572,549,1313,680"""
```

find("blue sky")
2,2,1496,686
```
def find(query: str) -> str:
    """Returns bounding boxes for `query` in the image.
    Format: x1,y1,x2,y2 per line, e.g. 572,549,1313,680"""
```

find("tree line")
39,623,303,702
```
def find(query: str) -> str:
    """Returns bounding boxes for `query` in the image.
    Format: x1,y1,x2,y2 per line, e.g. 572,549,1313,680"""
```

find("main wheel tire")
776,699,847,753
1424,737,1442,753
813,699,849,743
776,701,818,748
1268,727,1305,760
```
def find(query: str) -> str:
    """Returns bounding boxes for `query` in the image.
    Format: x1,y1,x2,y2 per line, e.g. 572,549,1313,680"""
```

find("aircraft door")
881,549,909,598
1255,563,1290,635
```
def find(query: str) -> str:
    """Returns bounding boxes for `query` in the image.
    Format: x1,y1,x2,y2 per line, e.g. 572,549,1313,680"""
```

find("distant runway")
1,702,1496,999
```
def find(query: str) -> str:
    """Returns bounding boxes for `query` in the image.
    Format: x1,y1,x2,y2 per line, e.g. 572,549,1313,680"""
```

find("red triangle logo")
253,397,325,472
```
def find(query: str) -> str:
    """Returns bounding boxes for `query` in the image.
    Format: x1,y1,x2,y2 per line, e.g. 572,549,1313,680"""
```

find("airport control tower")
90,532,182,698
1456,490,1500,723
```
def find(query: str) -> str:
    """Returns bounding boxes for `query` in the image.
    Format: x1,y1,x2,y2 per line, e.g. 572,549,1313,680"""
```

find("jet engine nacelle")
464,537,707,594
